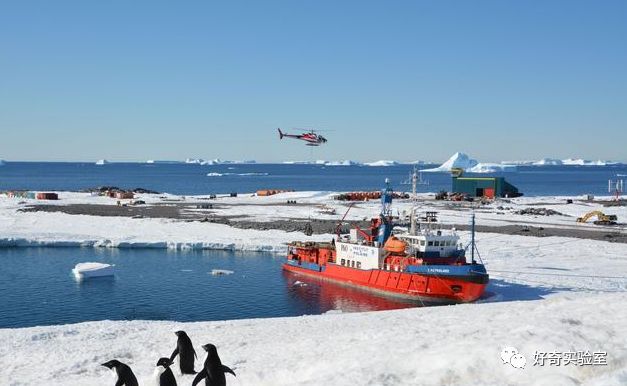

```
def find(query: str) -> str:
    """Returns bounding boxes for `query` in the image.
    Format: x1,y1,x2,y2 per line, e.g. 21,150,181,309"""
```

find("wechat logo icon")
501,346,526,369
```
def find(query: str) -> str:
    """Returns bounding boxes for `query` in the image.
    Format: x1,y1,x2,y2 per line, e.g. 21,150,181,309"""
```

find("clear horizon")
0,153,624,164
1,1,626,162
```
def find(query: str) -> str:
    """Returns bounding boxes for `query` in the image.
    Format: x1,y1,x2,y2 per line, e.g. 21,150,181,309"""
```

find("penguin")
156,357,177,386
192,343,236,386
101,359,139,386
169,330,197,374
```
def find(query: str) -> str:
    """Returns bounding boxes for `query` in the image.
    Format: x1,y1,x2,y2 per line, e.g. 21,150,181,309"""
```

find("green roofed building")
451,168,522,198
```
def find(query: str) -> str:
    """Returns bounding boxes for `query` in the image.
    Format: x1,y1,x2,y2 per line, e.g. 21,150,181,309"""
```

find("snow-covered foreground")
1,293,625,386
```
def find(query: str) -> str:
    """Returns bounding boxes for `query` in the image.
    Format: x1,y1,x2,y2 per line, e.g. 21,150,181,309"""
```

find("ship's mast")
410,168,417,235
377,178,394,245
381,178,393,217
470,212,476,264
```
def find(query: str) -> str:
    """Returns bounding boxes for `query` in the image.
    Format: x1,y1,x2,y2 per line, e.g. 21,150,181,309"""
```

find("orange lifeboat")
384,236,407,254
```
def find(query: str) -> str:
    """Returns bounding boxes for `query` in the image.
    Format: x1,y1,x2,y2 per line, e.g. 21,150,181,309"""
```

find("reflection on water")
0,247,425,328
284,271,423,314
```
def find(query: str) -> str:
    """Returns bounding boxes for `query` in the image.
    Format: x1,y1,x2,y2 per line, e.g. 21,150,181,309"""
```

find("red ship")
283,181,489,304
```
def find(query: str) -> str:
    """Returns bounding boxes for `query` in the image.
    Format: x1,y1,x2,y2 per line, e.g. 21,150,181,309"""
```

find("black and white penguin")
192,343,236,386
170,330,197,374
155,357,177,386
101,359,139,386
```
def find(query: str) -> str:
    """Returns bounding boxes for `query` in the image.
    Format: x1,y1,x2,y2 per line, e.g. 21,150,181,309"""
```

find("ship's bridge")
397,229,463,258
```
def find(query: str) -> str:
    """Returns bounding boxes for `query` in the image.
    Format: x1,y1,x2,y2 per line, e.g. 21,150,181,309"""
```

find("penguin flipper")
222,365,236,377
191,369,207,386
169,347,179,361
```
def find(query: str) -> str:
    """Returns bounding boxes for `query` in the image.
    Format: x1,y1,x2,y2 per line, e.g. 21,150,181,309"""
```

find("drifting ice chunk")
210,269,234,276
72,262,115,279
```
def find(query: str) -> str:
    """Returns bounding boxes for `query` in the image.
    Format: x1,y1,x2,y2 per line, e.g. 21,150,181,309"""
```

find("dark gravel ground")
19,203,627,243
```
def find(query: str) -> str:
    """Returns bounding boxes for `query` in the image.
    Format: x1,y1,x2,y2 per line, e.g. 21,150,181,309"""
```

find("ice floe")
72,262,115,279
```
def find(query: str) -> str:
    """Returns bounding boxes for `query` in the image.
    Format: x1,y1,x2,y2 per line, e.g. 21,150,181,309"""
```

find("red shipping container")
37,192,59,200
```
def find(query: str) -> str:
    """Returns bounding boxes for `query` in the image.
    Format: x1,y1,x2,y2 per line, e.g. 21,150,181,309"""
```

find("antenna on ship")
470,211,476,264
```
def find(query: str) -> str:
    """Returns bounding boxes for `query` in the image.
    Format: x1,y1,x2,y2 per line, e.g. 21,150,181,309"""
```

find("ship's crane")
576,211,618,225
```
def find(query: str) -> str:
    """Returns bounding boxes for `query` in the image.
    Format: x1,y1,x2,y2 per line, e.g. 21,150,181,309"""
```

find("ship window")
428,241,433,246
357,262,362,269
351,261,355,268
434,241,440,247
341,259,345,266
420,240,425,246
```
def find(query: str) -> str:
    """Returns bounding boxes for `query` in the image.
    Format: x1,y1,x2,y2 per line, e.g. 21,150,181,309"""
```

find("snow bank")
1,292,625,385
0,207,325,252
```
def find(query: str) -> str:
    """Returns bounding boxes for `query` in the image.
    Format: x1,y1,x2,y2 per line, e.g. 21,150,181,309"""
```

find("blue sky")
1,1,626,162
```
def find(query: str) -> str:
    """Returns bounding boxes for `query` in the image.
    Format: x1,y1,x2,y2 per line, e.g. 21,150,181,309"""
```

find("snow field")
1,293,625,385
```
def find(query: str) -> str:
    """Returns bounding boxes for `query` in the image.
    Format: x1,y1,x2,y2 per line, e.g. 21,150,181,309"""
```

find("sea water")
0,247,422,328
1,162,626,196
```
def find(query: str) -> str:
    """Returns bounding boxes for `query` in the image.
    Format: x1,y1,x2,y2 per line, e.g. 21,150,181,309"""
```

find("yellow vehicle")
576,211,618,225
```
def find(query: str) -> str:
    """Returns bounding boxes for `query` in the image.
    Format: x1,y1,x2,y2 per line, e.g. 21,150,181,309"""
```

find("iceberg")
0,159,5,166
186,158,257,165
325,160,362,166
422,152,516,173
95,159,109,165
561,158,615,166
467,163,518,173
501,160,535,166
421,152,478,172
72,262,115,280
364,160,399,167
532,158,562,166
525,158,619,166
145,160,182,164
282,160,362,166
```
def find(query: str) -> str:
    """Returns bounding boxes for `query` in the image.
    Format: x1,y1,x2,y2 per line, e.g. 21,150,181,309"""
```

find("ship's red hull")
283,262,487,304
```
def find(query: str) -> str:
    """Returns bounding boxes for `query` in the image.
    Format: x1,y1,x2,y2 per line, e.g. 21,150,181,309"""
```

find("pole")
471,212,476,264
